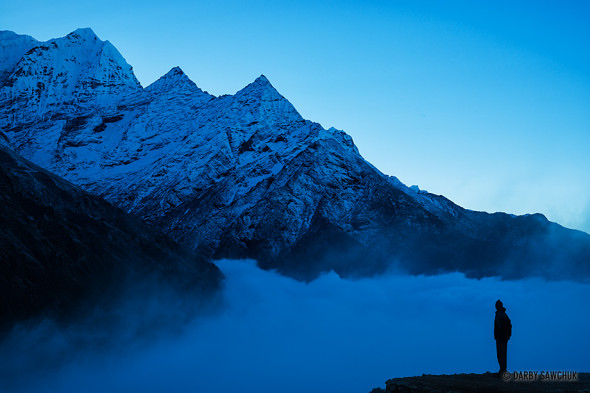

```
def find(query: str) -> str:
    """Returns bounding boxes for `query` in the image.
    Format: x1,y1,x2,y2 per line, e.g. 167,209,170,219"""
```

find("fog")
1,259,589,393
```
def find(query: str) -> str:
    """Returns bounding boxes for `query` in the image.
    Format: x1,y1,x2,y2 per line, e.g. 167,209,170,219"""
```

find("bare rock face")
0,145,222,330
1,29,590,281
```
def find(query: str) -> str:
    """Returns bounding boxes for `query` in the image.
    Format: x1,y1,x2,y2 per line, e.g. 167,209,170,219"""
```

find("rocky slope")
1,28,589,281
0,144,222,330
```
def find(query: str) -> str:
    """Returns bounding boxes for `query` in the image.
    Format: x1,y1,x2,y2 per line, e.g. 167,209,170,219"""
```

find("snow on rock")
0,28,141,127
2,29,589,281
0,30,38,84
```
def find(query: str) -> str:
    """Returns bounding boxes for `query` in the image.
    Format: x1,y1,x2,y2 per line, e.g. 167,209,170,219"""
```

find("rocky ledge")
370,372,590,393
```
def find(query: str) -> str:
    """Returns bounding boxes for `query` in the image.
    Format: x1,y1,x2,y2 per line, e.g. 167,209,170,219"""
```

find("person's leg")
496,340,507,371
503,340,508,371
496,340,502,371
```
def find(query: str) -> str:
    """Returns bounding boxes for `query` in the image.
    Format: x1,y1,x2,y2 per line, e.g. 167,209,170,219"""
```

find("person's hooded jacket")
494,302,512,341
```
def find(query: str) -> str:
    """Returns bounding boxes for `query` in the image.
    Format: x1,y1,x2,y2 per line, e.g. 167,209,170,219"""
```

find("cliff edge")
370,372,590,393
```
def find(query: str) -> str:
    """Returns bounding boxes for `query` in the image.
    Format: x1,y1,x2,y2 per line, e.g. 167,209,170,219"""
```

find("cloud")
1,260,588,393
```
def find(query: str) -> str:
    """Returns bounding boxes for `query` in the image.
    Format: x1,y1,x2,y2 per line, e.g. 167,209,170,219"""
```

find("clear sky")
2,0,589,233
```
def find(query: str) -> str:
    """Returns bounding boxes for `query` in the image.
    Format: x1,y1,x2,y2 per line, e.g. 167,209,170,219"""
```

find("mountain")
0,31,38,84
0,144,222,330
1,29,589,281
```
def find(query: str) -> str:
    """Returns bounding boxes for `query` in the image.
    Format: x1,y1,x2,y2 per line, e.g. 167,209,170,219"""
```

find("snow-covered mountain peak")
168,66,185,75
146,66,187,89
145,66,211,100
0,31,38,80
231,74,304,125
50,28,139,92
236,74,280,97
0,28,142,126
66,27,100,42
254,74,270,84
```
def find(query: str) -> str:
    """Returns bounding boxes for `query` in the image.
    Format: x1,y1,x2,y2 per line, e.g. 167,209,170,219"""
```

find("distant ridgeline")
1,28,590,281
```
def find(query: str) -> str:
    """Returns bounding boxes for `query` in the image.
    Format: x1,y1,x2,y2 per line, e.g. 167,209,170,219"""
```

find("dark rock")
378,372,590,393
0,145,222,332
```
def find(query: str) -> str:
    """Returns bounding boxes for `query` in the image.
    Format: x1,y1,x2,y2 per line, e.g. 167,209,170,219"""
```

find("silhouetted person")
494,299,512,374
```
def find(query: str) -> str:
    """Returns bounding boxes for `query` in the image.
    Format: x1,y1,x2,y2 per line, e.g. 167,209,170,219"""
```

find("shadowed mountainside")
0,145,222,331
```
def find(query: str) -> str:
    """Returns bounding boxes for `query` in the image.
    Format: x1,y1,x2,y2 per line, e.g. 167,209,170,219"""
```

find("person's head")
495,299,504,311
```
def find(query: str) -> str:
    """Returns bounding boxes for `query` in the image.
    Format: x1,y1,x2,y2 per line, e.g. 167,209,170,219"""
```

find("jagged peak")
169,66,185,75
255,74,270,84
146,67,193,89
48,28,103,51
146,66,211,98
67,27,100,41
7,27,141,97
162,66,187,79
236,73,282,99
250,74,277,91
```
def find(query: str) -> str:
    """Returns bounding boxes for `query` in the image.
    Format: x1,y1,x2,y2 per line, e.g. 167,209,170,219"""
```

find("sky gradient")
2,0,589,232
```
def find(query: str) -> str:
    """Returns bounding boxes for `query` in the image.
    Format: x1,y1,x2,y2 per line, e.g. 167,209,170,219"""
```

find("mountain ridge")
1,28,589,281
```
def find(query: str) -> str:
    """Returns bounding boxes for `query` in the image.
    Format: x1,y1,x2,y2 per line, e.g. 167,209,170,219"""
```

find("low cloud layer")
1,260,589,393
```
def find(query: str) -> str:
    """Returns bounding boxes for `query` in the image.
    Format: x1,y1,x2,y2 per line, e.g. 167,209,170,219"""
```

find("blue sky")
2,0,590,232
